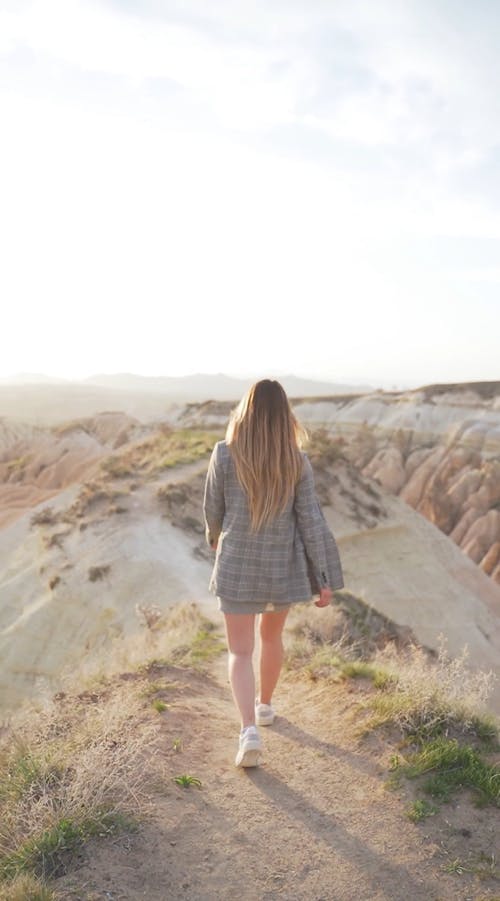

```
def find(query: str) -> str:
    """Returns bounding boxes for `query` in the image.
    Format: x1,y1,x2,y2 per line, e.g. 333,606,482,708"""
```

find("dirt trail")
56,651,499,901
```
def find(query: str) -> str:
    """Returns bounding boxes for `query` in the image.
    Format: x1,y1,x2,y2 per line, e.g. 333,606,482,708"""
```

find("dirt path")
56,653,499,901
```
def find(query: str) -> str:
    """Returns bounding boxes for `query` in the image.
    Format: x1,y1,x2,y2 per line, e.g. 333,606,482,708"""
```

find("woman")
203,379,344,768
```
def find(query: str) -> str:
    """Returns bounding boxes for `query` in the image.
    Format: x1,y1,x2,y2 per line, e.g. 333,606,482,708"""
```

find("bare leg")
258,607,290,705
223,613,256,729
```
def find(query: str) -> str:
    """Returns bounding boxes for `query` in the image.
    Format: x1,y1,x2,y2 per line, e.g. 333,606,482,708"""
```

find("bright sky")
1,0,499,387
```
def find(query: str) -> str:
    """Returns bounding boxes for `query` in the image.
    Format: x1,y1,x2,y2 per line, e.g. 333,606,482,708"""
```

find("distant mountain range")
81,372,378,398
0,371,413,397
0,372,70,385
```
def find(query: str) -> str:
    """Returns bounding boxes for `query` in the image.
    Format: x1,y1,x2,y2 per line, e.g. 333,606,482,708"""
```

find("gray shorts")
217,596,309,615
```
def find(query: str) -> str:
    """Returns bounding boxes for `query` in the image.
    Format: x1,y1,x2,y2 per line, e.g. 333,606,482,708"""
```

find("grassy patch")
0,812,137,882
151,699,169,713
99,427,223,481
339,660,394,688
399,738,500,806
0,678,160,894
298,646,344,682
359,640,498,745
145,429,221,471
405,799,437,822
167,617,225,668
0,744,64,806
284,630,393,688
188,626,225,665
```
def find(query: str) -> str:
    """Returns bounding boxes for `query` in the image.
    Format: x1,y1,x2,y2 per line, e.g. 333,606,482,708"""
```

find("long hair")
225,379,308,531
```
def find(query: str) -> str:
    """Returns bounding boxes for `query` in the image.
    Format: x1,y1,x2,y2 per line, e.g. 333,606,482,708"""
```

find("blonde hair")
225,379,308,531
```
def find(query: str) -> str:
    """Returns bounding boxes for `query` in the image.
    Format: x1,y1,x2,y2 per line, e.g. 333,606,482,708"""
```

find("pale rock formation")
403,447,433,479
461,510,500,563
283,384,500,585
398,447,446,508
0,413,145,529
465,460,500,512
447,469,483,510
361,447,406,493
450,508,481,545
482,541,500,576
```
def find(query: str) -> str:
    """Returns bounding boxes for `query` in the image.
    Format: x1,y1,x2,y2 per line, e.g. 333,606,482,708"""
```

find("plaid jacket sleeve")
203,441,226,548
294,453,344,592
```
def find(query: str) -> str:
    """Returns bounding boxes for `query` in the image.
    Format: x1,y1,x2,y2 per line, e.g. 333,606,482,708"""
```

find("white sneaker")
255,699,275,726
235,725,263,767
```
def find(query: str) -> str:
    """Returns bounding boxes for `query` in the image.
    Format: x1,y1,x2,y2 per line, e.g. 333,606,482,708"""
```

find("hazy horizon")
0,369,421,391
2,1,499,386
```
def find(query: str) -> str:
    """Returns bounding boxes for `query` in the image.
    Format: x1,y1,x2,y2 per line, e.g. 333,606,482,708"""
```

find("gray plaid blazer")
203,440,344,604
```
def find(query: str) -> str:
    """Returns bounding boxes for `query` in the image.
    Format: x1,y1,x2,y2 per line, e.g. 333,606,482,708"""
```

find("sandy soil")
54,651,499,901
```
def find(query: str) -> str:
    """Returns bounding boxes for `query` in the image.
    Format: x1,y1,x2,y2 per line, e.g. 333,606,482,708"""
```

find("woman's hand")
315,586,332,608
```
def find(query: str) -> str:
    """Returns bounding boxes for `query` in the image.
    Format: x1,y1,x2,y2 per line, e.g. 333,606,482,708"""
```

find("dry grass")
363,636,498,741
285,603,498,743
285,590,415,664
64,481,130,523
30,508,59,527
72,602,219,686
0,603,217,894
284,598,398,686
304,428,348,468
0,872,55,900
0,680,160,885
286,600,499,829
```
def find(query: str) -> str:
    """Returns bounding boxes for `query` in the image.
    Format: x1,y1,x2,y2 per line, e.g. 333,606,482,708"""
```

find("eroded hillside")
1,409,500,717
297,383,500,586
